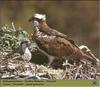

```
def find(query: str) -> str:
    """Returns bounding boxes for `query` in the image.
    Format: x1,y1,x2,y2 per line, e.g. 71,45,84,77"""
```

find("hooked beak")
28,17,34,22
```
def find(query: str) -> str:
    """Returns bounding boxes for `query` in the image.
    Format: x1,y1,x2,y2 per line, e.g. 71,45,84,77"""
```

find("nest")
0,51,100,80
0,24,100,80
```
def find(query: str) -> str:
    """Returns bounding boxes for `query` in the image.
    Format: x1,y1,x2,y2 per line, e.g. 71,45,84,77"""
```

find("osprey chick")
20,40,32,62
29,13,97,66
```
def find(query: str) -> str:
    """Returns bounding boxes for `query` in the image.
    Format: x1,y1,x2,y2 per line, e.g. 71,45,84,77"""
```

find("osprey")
20,40,32,62
29,13,97,66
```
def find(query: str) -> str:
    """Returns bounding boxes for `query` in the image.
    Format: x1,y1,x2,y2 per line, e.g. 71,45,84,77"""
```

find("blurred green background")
0,1,99,58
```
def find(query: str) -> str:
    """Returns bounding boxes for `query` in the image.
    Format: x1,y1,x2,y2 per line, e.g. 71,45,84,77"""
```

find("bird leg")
48,56,55,67
36,45,55,67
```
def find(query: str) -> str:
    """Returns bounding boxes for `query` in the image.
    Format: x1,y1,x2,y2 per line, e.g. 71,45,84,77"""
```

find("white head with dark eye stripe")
29,13,46,29
34,14,46,21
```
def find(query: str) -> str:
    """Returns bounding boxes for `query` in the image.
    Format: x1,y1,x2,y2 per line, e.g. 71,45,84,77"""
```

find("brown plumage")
29,14,97,66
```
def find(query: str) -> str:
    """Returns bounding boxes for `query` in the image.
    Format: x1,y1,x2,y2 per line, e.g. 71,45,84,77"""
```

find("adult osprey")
29,13,97,66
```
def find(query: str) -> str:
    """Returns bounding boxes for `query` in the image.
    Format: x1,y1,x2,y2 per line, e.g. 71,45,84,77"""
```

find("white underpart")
22,47,32,62
34,13,46,20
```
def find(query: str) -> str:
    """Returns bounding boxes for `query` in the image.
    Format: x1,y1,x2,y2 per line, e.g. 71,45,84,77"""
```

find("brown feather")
32,18,96,65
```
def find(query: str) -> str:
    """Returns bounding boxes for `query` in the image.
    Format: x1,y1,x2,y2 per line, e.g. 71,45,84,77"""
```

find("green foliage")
0,24,29,52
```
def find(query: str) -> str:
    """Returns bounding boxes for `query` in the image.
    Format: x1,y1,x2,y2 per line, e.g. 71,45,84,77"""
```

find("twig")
11,22,16,31
34,64,37,77
74,64,82,79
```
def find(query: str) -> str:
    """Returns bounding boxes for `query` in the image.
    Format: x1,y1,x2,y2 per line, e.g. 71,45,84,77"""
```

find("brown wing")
44,27,67,39
43,27,78,48
35,34,77,58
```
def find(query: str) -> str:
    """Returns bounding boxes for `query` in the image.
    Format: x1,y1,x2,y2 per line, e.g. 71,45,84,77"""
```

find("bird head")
29,13,46,26
29,13,46,22
20,40,31,54
21,41,30,47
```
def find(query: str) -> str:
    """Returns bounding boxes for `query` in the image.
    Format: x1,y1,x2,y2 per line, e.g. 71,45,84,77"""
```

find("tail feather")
82,53,97,65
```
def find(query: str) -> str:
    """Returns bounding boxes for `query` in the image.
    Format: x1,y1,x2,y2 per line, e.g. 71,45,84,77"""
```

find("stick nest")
0,24,100,80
